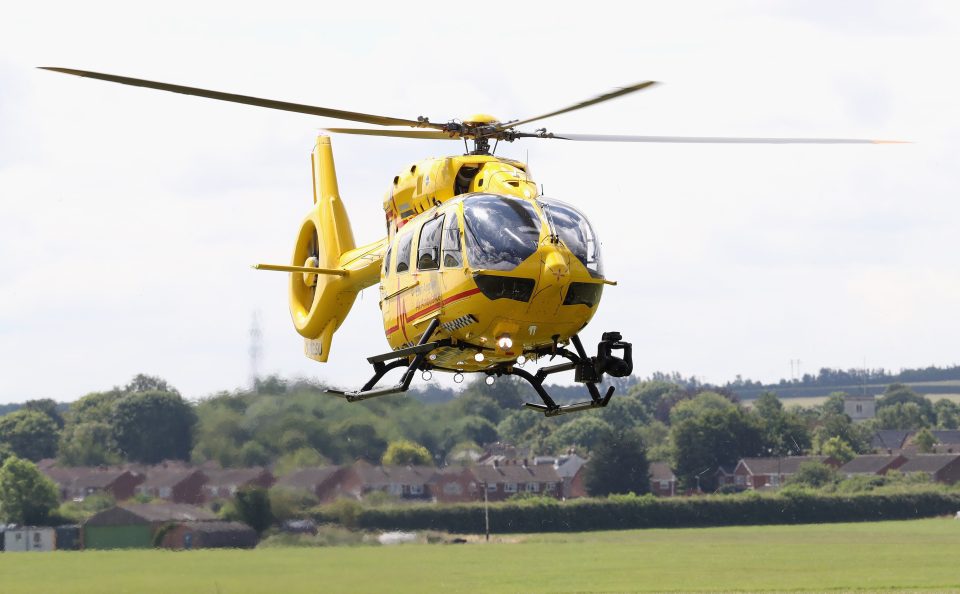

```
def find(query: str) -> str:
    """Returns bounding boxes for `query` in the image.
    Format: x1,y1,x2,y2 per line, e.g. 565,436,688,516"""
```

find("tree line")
2,373,960,498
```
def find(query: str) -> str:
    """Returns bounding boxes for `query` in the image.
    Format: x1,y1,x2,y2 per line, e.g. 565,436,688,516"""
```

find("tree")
125,373,179,395
672,406,765,491
820,436,855,464
934,399,960,429
382,440,433,466
110,390,197,463
0,456,60,525
453,394,504,425
752,392,812,456
231,486,273,533
669,392,734,425
23,399,65,429
583,428,650,496
874,402,927,431
877,384,934,425
334,419,387,463
788,461,838,488
914,428,937,453
58,421,120,466
0,409,60,461
545,416,613,454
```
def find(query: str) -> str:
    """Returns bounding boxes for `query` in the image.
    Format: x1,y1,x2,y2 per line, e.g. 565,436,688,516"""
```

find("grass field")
743,393,960,409
2,519,960,593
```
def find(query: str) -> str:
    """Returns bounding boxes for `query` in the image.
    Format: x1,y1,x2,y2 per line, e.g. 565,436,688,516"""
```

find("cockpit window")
442,211,462,268
539,198,602,276
417,216,443,271
396,233,413,273
462,194,542,271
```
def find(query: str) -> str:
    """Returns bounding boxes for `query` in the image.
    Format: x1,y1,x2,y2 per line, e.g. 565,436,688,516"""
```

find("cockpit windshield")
462,194,542,271
539,197,602,276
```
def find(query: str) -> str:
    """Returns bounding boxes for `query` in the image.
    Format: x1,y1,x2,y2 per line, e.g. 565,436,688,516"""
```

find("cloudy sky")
1,1,958,403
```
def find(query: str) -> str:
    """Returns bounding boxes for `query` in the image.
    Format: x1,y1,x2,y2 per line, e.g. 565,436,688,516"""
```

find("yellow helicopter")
41,68,897,416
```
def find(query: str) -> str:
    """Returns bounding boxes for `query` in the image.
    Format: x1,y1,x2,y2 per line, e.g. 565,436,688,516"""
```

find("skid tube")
496,332,633,417
327,318,448,402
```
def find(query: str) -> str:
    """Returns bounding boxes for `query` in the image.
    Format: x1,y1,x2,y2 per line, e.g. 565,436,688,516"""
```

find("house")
715,465,738,490
337,461,437,501
2,527,55,552
733,456,839,489
532,453,588,498
273,466,346,503
896,454,960,484
136,467,207,504
429,467,478,503
84,503,219,549
202,467,274,501
838,455,907,477
649,462,677,497
844,394,876,422
158,521,259,549
470,460,562,501
41,467,144,501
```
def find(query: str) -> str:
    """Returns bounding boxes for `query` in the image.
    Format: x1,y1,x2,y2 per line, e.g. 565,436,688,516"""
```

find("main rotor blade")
325,127,462,140
39,67,445,129
537,132,906,144
502,81,658,129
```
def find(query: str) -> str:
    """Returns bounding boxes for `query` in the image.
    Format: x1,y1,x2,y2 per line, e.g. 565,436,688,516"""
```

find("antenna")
249,310,263,390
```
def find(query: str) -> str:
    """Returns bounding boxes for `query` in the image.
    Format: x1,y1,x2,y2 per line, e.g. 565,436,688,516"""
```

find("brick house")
649,462,677,497
470,460,562,501
202,467,275,501
428,467,478,503
336,461,437,501
733,456,839,490
896,454,960,484
273,466,348,503
838,455,907,477
136,467,207,504
42,467,144,501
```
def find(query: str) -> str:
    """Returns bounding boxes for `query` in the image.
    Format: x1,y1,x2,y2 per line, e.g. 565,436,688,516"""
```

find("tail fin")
289,135,385,362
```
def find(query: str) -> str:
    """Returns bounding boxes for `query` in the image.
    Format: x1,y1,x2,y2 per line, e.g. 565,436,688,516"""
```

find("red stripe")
404,287,482,323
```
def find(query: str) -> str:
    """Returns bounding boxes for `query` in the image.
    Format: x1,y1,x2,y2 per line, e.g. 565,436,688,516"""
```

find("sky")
1,1,958,403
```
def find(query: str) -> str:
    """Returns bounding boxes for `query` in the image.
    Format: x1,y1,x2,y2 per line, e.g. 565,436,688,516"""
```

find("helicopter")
40,68,899,416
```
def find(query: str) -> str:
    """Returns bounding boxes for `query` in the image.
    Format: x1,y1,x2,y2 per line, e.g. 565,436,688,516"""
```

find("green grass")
3,519,960,593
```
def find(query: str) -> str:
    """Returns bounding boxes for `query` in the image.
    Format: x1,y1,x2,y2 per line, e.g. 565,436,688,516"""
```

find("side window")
417,216,443,271
396,233,413,273
383,244,392,277
442,211,462,268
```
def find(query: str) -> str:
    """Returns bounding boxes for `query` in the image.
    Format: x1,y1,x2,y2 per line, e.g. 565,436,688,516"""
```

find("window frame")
442,209,463,268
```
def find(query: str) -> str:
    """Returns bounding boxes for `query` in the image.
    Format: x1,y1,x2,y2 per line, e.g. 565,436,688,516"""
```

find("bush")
310,488,960,534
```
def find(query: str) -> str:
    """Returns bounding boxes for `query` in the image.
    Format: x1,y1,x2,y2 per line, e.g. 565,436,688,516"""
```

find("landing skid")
330,322,632,417
328,318,448,402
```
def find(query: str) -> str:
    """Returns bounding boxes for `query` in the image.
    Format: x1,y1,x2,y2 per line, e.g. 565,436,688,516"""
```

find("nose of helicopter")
543,247,569,282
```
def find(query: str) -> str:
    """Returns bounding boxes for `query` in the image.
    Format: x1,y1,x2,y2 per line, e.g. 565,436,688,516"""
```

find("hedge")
311,490,960,534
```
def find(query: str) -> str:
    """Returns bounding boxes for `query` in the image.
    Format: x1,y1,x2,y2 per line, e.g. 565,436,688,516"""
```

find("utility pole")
483,481,490,542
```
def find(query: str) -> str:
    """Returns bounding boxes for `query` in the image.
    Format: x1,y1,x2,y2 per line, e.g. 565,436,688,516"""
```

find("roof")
898,454,960,474
203,467,271,488
872,430,912,450
351,462,437,487
176,520,254,535
42,467,137,489
174,521,259,548
839,455,905,475
649,462,676,482
274,467,342,491
738,456,831,475
932,430,960,444
86,503,217,526
140,467,205,489
470,463,561,484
